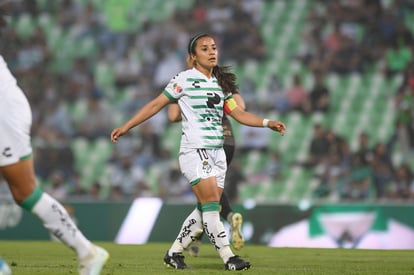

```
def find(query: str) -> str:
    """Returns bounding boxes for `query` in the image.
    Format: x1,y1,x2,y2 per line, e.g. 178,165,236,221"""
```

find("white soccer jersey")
163,68,234,149
0,54,33,166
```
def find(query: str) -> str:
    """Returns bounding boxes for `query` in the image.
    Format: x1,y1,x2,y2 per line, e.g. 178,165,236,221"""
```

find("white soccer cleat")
230,213,245,250
79,245,109,275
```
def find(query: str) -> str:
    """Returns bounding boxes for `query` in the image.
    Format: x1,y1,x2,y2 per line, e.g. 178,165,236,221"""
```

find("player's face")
193,37,218,71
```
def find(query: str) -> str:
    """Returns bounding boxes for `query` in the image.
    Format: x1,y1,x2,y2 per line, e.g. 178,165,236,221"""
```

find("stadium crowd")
295,0,414,201
0,0,264,201
0,0,413,203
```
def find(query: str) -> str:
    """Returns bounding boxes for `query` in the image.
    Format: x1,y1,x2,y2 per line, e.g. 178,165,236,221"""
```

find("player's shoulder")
171,68,192,79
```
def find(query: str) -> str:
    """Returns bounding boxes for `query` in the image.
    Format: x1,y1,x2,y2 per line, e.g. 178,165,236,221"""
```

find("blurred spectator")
383,39,412,78
267,74,290,114
301,123,329,169
371,142,395,199
238,125,269,155
354,132,374,166
88,181,103,200
15,27,50,72
265,151,283,180
44,170,69,201
108,185,123,201
75,88,114,140
314,152,347,198
36,92,74,139
389,63,414,160
238,75,257,110
153,44,184,90
34,133,77,187
284,74,311,115
65,57,93,103
394,89,414,157
338,153,372,201
309,71,330,113
114,49,141,88
107,153,150,199
159,163,193,201
387,163,413,200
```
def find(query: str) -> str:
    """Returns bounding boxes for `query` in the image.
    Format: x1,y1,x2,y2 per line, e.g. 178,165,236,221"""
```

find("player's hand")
268,121,286,136
110,126,129,143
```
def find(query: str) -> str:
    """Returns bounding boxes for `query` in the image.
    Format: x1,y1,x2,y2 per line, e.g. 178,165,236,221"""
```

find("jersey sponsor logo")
192,80,201,88
2,147,12,158
206,93,221,108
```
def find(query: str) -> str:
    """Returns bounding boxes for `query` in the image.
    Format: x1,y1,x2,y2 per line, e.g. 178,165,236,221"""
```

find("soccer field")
1,241,414,274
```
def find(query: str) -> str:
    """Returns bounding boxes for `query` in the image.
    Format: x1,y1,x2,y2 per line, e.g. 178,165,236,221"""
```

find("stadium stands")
3,0,413,203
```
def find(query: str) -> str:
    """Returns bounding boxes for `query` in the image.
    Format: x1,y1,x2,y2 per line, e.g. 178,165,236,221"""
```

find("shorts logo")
2,147,12,158
199,160,213,178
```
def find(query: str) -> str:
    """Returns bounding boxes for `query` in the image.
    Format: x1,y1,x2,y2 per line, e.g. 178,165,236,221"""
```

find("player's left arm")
225,97,286,135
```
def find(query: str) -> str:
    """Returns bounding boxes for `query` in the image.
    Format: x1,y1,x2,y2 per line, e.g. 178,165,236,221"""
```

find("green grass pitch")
1,241,414,274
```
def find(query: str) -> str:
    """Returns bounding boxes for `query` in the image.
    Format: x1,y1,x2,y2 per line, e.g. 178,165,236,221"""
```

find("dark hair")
213,66,238,96
187,33,209,55
187,33,238,96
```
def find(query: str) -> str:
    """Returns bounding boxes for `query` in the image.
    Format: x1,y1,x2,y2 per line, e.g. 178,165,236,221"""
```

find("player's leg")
220,192,244,250
164,207,203,269
171,148,250,270
193,177,250,270
1,158,109,274
222,144,244,250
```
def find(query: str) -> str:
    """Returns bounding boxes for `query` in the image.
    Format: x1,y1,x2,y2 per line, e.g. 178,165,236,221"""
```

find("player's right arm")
168,102,182,122
111,93,170,142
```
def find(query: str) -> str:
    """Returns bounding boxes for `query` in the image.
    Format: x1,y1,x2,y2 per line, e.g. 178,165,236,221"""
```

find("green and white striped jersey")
163,68,232,149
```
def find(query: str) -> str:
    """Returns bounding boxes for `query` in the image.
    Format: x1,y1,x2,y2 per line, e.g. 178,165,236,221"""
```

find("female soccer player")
168,77,246,254
111,33,286,270
0,8,108,275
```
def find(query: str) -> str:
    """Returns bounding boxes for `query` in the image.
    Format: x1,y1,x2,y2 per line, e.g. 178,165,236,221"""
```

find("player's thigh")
0,88,35,202
1,157,37,202
192,177,223,203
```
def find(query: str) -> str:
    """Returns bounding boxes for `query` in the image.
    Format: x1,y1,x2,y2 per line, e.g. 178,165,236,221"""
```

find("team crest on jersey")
173,83,183,93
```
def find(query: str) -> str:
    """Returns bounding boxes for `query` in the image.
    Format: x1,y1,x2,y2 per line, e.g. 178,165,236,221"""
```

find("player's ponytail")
213,65,238,96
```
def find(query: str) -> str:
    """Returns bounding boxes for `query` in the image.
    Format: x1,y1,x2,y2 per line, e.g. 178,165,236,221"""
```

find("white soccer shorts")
0,85,33,167
178,148,227,188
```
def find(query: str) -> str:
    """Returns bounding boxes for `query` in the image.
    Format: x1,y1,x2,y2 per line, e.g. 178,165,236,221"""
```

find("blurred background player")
0,4,108,275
